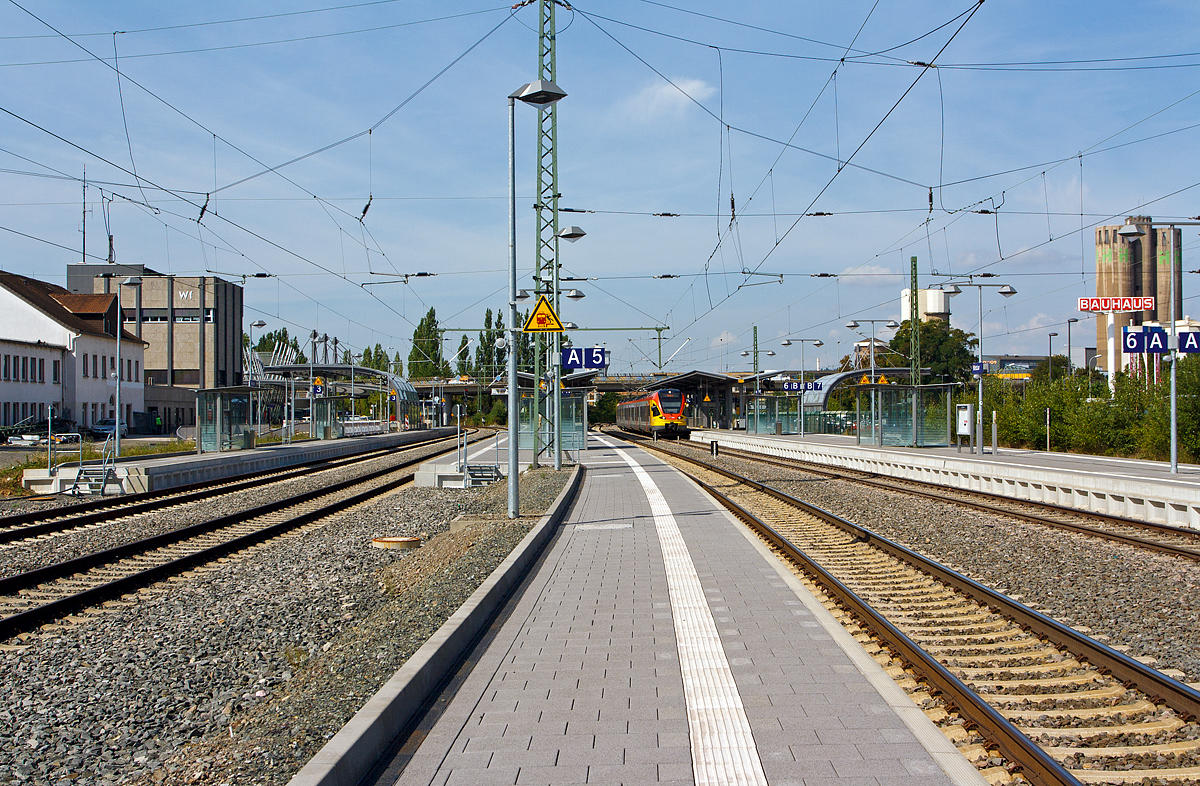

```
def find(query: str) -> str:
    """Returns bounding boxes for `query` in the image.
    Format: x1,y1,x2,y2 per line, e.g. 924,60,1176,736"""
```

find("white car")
90,419,128,439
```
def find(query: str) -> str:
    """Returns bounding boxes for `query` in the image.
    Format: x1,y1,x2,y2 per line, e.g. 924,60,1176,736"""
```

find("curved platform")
23,428,456,494
691,429,1200,530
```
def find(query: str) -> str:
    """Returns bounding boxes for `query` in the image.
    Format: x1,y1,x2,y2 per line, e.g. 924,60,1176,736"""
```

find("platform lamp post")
781,337,823,438
249,320,266,438
113,276,141,458
941,279,1017,455
1066,318,1078,377
507,79,567,515
844,319,899,446
553,229,586,471
1048,332,1058,383
1117,220,1200,475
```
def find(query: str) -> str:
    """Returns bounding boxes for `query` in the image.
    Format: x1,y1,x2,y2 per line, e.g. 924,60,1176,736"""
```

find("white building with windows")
0,272,145,431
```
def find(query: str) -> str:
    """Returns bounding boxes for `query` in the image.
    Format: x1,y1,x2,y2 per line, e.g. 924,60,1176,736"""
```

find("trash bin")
243,429,256,449
775,421,783,435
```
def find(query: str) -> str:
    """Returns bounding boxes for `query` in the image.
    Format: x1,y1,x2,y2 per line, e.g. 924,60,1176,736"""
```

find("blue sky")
2,0,1199,375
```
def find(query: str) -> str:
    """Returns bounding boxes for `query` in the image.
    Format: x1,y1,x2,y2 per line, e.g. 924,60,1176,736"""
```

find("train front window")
658,390,683,414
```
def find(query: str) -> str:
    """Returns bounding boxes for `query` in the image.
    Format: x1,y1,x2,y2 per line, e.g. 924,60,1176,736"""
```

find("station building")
0,272,145,430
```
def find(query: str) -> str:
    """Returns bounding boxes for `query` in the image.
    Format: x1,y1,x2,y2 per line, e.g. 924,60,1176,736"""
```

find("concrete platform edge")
659,453,990,786
286,463,586,786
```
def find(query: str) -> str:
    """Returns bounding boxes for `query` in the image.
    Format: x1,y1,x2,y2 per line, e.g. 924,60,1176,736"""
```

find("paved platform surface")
389,435,981,786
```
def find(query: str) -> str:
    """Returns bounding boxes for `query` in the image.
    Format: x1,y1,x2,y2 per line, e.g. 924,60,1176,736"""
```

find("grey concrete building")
67,263,244,389
1094,216,1183,372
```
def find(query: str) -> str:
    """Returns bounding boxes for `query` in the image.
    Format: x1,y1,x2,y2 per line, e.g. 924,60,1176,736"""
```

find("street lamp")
1116,219,1200,475
114,276,141,459
783,338,823,438
1048,332,1059,383
551,227,587,471
941,278,1017,454
508,79,567,516
844,318,899,446
1066,318,1078,377
249,320,266,437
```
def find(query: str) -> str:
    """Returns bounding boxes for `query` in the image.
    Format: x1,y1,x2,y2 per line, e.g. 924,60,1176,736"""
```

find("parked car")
89,419,128,439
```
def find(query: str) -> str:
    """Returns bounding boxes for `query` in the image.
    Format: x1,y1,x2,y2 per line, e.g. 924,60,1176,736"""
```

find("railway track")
679,437,1200,562
621,433,1200,785
0,431,460,548
0,431,488,642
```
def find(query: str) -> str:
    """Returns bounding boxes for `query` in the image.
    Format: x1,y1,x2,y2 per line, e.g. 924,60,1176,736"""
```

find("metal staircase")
68,435,117,496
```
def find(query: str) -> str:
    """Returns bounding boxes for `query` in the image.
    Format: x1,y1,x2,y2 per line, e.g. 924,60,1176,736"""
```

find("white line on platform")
599,436,769,786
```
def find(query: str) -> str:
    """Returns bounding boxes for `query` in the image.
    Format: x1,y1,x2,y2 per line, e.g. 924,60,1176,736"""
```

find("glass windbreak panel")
657,389,684,414
197,391,219,453
560,390,586,450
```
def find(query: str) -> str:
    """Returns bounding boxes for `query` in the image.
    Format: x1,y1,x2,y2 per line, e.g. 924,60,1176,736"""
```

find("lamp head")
780,339,792,346
1049,332,1059,337
515,289,531,301
740,350,750,357
886,320,900,329
943,284,963,296
999,284,1017,297
557,226,586,242
250,320,266,329
511,79,567,106
814,340,823,347
565,289,585,300
845,320,860,330
1067,317,1079,324
121,276,141,287
1117,223,1145,239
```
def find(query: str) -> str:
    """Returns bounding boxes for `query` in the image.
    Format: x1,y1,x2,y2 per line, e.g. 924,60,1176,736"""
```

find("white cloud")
620,79,716,123
709,330,738,348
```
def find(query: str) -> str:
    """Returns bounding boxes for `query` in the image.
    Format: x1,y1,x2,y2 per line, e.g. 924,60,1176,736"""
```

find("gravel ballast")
0,466,572,786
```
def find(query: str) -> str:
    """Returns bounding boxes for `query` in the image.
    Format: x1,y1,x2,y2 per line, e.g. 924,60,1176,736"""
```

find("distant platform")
23,428,455,495
691,429,1200,529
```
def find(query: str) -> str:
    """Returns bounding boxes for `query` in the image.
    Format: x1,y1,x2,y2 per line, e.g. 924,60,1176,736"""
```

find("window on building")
22,356,28,382
135,360,139,382
21,402,28,420
172,369,200,386
146,369,168,386
92,354,98,378
2,355,7,380
109,355,115,371
91,402,97,424
2,402,7,426
82,353,88,378
52,360,60,384
38,358,44,384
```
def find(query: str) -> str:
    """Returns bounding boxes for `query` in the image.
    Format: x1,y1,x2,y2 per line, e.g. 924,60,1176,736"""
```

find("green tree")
408,307,445,378
1029,354,1071,384
392,351,403,378
889,319,976,383
588,391,619,424
249,328,307,363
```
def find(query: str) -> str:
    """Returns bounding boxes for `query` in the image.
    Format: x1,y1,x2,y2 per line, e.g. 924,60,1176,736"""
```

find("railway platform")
316,433,984,786
23,427,456,494
692,429,1200,529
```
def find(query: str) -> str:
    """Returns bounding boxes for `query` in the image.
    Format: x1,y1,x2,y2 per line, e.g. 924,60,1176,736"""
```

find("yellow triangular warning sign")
860,375,870,384
523,295,564,332
879,374,889,384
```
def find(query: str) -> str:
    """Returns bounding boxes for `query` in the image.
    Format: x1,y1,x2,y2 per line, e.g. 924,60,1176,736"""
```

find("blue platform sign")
971,362,985,376
782,380,822,392
561,347,608,369
1124,327,1169,353
1180,332,1200,353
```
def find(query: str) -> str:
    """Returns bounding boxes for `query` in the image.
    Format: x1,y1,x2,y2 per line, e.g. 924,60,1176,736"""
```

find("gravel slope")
0,467,572,786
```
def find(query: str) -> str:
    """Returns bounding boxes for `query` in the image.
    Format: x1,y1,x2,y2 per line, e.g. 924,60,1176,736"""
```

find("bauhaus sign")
1079,297,1154,312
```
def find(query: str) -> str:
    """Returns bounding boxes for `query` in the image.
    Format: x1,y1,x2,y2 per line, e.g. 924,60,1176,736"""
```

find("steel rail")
0,432,460,544
682,439,1200,562
0,432,487,640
